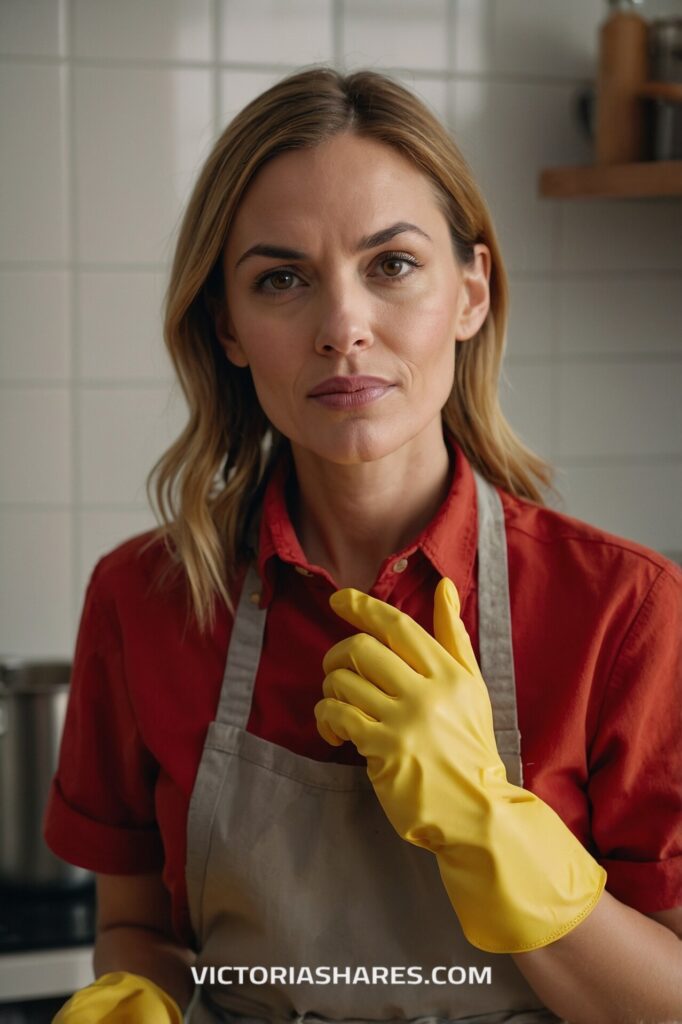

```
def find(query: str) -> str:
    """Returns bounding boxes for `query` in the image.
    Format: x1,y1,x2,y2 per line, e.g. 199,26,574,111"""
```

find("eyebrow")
234,221,432,270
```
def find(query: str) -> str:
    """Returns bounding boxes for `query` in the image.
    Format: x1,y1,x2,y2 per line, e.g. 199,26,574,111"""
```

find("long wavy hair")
147,65,555,631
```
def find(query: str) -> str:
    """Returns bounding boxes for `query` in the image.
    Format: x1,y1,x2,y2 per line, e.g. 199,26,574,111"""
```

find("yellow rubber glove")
314,577,606,954
52,971,183,1023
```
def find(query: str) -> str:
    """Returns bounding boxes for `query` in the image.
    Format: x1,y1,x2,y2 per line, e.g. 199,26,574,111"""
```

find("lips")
308,375,394,397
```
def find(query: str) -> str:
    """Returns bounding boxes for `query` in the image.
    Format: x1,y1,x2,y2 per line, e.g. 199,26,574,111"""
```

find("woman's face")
217,131,490,464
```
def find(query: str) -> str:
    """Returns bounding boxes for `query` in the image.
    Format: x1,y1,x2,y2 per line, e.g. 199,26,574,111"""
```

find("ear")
455,243,491,342
212,301,250,369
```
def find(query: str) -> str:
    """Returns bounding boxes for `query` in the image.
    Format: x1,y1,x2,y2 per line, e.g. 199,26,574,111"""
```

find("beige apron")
185,470,563,1024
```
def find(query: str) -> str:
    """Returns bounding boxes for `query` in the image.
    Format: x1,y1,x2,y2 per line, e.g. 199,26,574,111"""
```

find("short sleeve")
43,560,165,873
588,564,682,913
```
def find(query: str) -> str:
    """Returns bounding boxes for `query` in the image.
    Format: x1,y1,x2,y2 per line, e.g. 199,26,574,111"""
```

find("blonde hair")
147,65,555,630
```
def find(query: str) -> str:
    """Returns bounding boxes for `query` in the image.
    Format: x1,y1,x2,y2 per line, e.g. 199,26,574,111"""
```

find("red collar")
255,429,479,609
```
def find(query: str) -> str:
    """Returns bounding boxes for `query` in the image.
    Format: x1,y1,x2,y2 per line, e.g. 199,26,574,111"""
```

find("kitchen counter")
0,945,93,1002
0,883,95,1004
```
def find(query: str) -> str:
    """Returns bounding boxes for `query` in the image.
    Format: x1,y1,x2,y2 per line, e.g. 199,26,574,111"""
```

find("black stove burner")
0,883,96,954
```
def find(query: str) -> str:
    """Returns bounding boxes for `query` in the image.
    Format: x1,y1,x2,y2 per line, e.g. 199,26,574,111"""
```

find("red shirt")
43,432,682,948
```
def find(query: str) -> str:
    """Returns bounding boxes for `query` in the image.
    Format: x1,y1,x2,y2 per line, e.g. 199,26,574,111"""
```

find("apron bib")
185,470,562,1024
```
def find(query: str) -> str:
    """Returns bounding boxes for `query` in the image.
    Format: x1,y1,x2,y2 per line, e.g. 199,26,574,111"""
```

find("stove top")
0,883,96,954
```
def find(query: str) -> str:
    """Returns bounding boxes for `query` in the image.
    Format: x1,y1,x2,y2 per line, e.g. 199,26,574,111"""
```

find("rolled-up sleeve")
588,564,682,913
43,561,164,873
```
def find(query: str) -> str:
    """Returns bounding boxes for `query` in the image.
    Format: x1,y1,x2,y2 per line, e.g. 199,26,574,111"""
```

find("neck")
287,421,452,591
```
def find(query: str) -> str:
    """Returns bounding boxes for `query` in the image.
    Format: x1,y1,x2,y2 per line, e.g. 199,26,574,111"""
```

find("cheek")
236,326,302,423
233,309,294,375
391,292,458,364
248,346,292,398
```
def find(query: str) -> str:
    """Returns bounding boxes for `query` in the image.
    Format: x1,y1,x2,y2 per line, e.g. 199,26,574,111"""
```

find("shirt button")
294,566,313,577
392,557,408,573
249,590,261,605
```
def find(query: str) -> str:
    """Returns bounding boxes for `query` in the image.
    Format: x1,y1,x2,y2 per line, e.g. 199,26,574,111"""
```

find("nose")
312,276,375,356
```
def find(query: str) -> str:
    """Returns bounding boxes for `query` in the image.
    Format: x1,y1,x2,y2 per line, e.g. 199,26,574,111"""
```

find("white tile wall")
553,460,682,556
394,73,450,125
506,278,554,359
498,363,554,462
78,272,171,380
450,0,495,75
72,0,213,62
0,0,66,58
220,0,334,66
0,272,71,380
0,64,69,263
78,386,187,505
487,0,601,79
0,389,71,504
557,277,682,356
73,66,214,265
341,0,450,72
558,200,682,273
451,0,602,78
1,0,680,656
219,69,285,125
557,363,682,460
0,510,73,657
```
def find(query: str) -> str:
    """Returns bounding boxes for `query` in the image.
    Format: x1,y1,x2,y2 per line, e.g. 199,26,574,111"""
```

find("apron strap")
213,559,266,729
472,469,524,787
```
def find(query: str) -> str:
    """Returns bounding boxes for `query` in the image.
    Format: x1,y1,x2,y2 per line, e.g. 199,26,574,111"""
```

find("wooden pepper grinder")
595,0,650,164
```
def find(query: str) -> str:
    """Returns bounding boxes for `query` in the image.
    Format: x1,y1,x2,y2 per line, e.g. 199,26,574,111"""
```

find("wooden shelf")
638,82,682,104
539,160,682,199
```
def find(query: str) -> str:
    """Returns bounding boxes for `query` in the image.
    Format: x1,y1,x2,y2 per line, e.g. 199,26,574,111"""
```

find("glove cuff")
435,788,607,954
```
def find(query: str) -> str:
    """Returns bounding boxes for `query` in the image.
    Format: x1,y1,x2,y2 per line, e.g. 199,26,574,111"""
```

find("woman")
45,66,681,1024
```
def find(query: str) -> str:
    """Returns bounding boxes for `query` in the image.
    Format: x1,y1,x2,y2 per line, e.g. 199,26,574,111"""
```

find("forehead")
226,133,444,246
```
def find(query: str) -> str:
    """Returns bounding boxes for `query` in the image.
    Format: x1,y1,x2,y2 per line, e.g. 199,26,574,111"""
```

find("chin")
294,418,418,465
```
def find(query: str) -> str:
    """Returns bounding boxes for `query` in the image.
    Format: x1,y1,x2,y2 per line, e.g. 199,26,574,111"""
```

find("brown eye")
252,268,303,294
269,271,295,290
376,252,421,281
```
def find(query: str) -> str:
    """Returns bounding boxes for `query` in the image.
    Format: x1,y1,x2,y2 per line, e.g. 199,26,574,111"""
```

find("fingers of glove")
314,696,377,755
433,577,483,679
322,632,416,696
315,711,345,747
322,667,393,722
329,589,439,676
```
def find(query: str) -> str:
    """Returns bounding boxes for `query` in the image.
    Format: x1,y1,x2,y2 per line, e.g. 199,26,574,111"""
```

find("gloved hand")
52,971,183,1023
314,577,606,954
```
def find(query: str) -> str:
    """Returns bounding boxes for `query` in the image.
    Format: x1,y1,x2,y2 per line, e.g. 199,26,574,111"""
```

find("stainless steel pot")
0,658,91,889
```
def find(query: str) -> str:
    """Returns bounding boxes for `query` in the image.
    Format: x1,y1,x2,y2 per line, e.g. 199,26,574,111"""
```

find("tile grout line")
212,0,221,135
332,0,344,69
64,0,83,646
445,0,457,128
0,52,601,90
